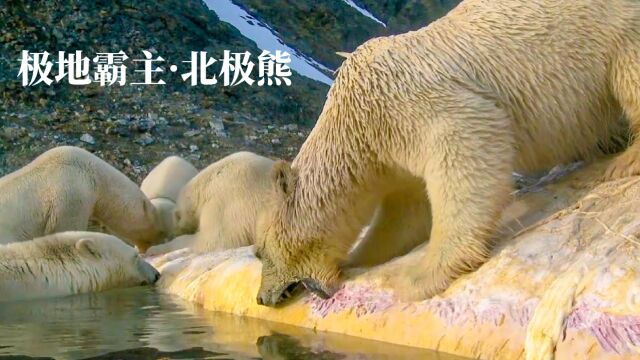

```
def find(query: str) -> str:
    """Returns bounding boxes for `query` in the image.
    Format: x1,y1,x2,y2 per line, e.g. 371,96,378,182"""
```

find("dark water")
0,287,464,360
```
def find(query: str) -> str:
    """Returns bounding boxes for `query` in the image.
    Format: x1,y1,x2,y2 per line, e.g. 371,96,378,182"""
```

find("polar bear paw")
603,146,640,181
373,263,453,302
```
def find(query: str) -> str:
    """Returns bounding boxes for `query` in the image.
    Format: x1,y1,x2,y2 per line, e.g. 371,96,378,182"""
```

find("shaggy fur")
141,156,198,240
148,152,276,255
255,0,640,305
0,146,165,251
0,231,159,302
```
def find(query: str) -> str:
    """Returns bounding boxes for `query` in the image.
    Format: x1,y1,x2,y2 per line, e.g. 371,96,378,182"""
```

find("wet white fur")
0,146,163,249
0,231,158,302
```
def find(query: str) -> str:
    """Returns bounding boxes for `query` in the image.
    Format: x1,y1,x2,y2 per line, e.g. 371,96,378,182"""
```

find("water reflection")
258,334,343,360
0,287,464,359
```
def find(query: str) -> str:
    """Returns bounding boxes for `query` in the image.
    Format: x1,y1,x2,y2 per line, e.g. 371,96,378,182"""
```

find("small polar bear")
0,146,165,251
0,231,160,302
146,152,274,255
141,156,198,240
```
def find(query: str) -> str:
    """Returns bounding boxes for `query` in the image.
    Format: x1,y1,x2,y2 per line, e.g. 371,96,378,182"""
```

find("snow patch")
341,0,387,27
204,0,334,85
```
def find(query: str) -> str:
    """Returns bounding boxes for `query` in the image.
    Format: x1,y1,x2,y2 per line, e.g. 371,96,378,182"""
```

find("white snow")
342,0,386,27
204,0,334,85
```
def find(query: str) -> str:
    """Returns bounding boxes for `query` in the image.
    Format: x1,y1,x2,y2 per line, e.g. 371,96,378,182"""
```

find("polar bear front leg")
44,187,94,235
605,44,640,180
145,234,196,256
376,96,515,301
347,183,431,267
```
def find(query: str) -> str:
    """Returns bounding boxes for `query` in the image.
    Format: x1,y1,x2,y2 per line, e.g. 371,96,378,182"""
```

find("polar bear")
254,0,640,306
146,152,275,255
141,156,198,240
0,231,160,302
0,146,165,251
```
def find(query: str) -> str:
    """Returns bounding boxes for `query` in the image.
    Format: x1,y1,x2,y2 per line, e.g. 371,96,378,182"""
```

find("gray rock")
135,134,155,146
209,119,226,137
80,133,96,145
183,129,202,138
130,118,156,132
282,124,298,131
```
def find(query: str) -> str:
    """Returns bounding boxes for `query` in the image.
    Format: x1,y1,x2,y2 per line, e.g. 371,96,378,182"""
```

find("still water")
0,287,464,360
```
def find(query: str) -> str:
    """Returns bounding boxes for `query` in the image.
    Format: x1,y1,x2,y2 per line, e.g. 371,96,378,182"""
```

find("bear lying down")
0,231,159,302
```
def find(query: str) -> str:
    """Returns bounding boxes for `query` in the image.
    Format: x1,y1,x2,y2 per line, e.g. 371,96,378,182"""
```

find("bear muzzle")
256,278,338,307
138,259,161,285
257,281,304,306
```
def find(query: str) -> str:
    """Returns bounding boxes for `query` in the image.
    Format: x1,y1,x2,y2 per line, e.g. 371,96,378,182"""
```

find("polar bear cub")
0,146,165,251
141,156,198,240
0,231,160,302
147,152,274,255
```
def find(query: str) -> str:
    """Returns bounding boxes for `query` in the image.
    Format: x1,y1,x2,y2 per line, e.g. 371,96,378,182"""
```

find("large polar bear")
141,156,198,240
0,231,160,302
0,146,165,251
147,152,275,255
254,0,640,306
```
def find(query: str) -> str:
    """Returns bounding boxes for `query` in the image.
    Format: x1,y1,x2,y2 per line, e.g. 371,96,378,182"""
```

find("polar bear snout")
138,259,160,285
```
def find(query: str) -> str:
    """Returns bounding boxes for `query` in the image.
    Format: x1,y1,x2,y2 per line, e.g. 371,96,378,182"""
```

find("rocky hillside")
356,0,461,32
233,0,462,69
0,0,460,181
0,0,328,180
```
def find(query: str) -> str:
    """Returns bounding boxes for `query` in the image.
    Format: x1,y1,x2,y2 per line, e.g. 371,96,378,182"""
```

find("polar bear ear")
271,160,297,197
76,238,99,258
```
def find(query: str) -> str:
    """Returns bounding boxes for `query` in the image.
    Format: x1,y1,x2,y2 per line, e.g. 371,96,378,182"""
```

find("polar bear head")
150,198,177,240
0,232,160,302
173,187,200,237
70,232,161,289
255,161,342,306
106,197,167,253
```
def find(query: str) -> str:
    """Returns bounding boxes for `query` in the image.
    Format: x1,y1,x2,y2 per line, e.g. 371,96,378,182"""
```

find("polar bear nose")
138,259,160,284
152,268,161,283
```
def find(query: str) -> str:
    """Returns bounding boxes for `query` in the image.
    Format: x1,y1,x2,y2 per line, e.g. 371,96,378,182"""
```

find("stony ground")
233,0,462,69
0,91,312,182
0,0,330,181
0,0,464,182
